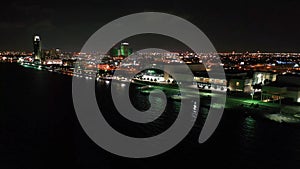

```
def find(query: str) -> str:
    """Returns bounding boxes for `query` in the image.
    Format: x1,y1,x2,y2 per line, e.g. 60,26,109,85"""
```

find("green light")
147,70,155,74
243,100,259,104
245,116,256,125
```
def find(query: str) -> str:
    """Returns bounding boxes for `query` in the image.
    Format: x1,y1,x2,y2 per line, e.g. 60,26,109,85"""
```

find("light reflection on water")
191,101,198,122
126,84,300,168
239,116,257,159
4,63,300,168
242,116,256,141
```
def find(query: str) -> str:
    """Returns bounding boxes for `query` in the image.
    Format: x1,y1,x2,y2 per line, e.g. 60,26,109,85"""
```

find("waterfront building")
194,70,252,92
194,71,227,91
262,74,300,103
252,71,277,85
226,71,253,92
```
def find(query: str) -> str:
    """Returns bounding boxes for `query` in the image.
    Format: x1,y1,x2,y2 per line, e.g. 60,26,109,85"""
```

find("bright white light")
121,42,129,46
34,36,40,41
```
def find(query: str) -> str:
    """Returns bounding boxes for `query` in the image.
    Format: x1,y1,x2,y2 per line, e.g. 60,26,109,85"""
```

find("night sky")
1,0,300,52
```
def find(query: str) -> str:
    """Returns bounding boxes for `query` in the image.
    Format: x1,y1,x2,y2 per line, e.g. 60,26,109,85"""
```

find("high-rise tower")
120,42,132,57
33,35,42,61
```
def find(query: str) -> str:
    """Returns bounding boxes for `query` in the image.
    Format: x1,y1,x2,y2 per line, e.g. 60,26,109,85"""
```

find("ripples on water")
1,64,300,169
96,80,300,169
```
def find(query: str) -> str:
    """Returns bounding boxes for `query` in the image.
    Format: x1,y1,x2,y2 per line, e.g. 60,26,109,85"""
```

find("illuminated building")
226,71,252,92
109,42,132,57
252,72,277,85
262,74,300,103
44,59,63,65
228,78,252,92
120,42,129,56
110,48,119,56
33,35,42,61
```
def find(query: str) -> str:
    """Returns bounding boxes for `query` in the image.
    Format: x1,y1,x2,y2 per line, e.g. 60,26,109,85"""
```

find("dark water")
1,63,300,169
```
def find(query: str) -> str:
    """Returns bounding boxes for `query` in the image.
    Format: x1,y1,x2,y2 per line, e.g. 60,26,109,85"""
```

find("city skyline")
1,3,300,168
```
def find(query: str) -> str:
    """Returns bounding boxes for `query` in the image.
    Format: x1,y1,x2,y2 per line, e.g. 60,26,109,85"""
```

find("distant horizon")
2,49,300,54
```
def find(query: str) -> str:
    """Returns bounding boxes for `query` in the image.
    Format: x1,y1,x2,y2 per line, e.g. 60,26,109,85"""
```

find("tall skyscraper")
33,35,42,61
120,42,128,56
120,42,132,57
109,42,132,57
